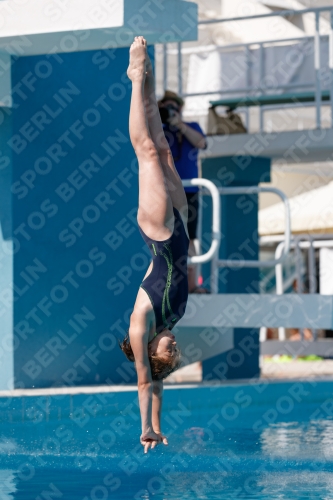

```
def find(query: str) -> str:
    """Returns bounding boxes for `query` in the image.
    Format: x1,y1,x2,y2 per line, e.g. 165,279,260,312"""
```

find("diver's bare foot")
127,36,147,82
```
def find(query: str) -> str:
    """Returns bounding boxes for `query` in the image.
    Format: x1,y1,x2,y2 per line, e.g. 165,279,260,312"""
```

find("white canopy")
259,181,333,235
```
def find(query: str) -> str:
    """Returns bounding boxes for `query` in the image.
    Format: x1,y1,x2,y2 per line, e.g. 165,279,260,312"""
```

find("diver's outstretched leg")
128,36,174,240
143,55,188,234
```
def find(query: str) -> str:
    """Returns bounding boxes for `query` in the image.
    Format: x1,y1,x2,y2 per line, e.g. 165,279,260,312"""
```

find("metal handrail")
198,6,333,25
162,5,333,131
275,237,333,296
165,35,320,55
168,33,326,100
180,181,290,294
182,82,319,99
181,178,221,265
276,237,312,340
261,236,333,341
261,233,333,244
213,186,291,268
186,184,291,293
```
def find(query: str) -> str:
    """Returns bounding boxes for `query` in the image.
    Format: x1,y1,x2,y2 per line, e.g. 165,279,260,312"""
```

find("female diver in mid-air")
120,37,189,453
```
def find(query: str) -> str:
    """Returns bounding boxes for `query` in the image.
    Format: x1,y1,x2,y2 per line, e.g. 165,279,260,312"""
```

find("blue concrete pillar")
201,155,271,381
2,47,156,389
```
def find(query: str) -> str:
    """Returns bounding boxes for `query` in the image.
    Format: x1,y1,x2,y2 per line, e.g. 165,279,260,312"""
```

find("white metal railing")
260,233,333,296
211,186,291,293
198,6,333,24
259,234,333,342
182,179,221,267
182,180,291,293
161,6,333,131
215,187,291,267
181,179,333,353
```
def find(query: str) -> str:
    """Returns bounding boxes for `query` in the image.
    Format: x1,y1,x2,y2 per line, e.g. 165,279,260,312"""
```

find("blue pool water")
1,380,333,499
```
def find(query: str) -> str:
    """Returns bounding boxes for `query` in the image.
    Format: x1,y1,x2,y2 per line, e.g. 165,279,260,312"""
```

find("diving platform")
261,340,333,357
200,129,333,164
210,90,331,110
175,294,333,364
0,0,197,56
178,294,333,330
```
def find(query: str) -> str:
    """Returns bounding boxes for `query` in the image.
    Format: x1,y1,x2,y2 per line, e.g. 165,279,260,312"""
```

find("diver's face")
150,330,178,359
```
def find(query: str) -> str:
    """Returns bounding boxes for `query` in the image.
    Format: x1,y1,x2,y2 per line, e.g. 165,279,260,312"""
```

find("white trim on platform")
0,377,333,399
178,294,333,329
0,383,203,398
200,129,333,164
261,340,333,356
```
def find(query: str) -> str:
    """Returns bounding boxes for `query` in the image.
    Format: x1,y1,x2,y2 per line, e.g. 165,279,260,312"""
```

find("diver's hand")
140,430,167,453
153,431,168,446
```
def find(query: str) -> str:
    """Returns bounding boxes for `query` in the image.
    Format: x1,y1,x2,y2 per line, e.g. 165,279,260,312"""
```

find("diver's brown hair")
119,333,181,380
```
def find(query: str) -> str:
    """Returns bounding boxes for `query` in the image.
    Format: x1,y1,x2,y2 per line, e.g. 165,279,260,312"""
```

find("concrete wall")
200,155,271,380
7,48,155,388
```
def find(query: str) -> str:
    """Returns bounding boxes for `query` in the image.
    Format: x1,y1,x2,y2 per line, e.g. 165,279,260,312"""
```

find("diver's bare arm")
137,366,153,435
130,315,154,435
131,357,153,434
137,370,153,434
152,380,163,432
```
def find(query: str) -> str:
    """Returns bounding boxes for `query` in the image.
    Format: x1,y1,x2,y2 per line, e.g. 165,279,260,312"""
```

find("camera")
159,104,179,124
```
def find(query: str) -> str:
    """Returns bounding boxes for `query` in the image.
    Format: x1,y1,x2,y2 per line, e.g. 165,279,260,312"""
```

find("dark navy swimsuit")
139,207,189,333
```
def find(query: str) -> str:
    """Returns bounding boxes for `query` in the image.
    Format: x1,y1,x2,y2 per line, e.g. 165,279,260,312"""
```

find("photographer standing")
158,90,208,293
